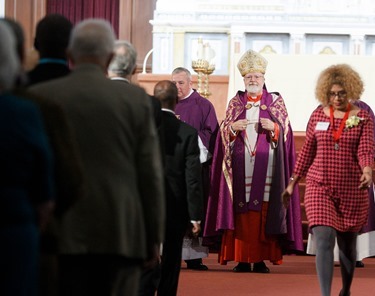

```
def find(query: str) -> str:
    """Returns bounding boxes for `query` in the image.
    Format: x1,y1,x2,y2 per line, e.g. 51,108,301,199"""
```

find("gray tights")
312,226,357,296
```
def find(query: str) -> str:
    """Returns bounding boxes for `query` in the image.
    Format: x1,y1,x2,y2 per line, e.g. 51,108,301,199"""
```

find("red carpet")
178,254,375,295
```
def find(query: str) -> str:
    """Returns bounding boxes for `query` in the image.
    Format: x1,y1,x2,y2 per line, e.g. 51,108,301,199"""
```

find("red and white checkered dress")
294,106,374,232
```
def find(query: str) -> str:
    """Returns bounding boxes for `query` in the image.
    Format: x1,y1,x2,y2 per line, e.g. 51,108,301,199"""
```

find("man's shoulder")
15,88,61,110
164,111,197,132
179,120,198,136
27,63,70,85
111,78,147,93
27,77,69,101
229,90,246,102
190,91,215,107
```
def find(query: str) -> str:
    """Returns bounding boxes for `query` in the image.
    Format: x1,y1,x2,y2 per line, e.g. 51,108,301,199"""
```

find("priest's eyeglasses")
329,91,347,99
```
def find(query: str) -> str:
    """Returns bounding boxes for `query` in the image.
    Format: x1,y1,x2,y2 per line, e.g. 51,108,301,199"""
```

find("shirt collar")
162,108,175,115
181,88,194,100
110,77,130,83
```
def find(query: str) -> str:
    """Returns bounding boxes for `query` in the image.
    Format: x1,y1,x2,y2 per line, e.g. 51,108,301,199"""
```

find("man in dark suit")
26,14,72,86
29,19,165,296
154,80,204,296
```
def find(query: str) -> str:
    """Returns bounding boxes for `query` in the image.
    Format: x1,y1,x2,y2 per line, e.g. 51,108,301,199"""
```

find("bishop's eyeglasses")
244,74,264,81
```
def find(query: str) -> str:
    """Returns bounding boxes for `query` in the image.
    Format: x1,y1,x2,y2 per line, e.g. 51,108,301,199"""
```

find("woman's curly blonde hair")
315,64,364,106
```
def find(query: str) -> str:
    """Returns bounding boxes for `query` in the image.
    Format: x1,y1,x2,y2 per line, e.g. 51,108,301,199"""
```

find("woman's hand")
359,168,373,190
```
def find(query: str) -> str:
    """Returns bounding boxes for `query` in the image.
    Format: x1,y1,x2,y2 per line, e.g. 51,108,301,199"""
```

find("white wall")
228,54,375,131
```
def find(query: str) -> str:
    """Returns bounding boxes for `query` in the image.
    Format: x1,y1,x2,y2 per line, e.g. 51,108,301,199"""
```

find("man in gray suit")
108,40,164,296
29,19,165,296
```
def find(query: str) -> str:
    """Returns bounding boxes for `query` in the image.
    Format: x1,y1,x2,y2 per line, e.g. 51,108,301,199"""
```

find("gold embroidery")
220,94,246,202
269,97,290,142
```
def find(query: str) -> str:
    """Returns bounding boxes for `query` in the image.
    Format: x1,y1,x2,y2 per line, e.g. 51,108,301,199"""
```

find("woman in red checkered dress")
282,64,374,296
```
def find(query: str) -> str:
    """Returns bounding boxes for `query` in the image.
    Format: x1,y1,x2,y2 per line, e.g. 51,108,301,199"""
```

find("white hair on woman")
0,22,20,91
68,18,115,63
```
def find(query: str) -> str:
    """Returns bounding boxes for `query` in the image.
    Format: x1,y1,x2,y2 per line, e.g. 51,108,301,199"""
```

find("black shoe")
252,261,270,273
233,262,251,272
186,262,208,270
186,258,208,270
356,260,364,268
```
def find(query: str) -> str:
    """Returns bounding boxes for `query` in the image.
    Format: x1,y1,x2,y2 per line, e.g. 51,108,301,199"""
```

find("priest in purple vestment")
204,49,303,273
172,67,219,271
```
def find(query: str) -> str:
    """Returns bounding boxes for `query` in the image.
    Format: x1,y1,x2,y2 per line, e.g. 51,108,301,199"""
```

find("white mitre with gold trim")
237,49,268,76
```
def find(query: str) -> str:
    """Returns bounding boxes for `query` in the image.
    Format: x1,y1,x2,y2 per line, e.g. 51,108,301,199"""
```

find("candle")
203,43,210,61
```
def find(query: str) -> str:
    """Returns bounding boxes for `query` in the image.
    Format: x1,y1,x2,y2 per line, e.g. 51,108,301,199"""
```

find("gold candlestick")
192,59,209,95
201,64,215,98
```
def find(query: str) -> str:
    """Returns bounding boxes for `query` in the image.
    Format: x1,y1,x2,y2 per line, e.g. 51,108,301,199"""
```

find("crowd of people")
0,13,373,296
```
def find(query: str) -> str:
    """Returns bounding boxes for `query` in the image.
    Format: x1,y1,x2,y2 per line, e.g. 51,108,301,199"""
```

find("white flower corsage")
345,115,364,129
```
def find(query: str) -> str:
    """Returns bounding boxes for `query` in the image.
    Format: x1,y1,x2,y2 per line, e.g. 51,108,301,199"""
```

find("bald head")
154,80,178,110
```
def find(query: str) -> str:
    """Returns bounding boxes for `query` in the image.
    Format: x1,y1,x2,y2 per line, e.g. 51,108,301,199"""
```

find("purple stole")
232,91,277,213
248,92,273,211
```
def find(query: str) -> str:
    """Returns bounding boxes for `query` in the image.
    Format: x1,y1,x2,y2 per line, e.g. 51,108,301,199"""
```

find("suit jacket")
111,79,165,166
161,110,203,231
29,64,165,260
0,93,55,223
26,62,70,86
12,88,85,219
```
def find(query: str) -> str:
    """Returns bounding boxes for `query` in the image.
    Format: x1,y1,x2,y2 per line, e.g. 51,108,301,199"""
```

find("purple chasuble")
175,90,219,154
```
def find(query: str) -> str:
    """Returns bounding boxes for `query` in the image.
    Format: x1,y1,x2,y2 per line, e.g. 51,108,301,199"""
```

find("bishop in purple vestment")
204,50,303,273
